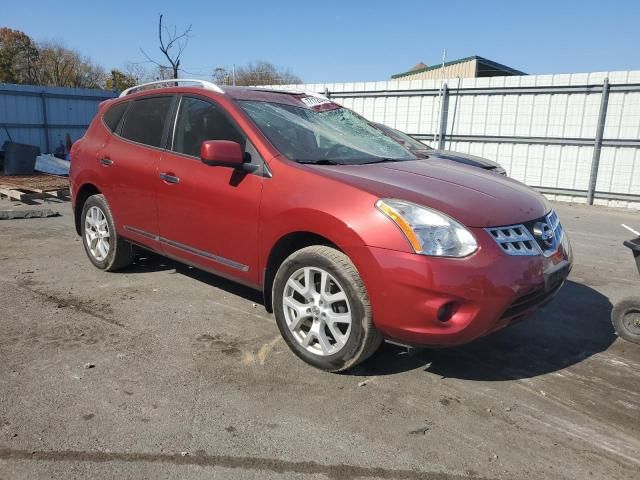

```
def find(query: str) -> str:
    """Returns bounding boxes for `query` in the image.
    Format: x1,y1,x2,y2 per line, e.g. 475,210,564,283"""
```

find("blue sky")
2,0,639,82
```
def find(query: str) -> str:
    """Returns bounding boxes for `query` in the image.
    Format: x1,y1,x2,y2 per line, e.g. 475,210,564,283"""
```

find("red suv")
70,80,572,372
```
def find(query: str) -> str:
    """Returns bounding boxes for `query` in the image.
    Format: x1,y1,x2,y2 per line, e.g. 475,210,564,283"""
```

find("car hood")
314,159,549,227
428,149,502,170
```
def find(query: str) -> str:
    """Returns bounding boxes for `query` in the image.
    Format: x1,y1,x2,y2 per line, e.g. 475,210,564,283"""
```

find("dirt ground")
0,200,639,480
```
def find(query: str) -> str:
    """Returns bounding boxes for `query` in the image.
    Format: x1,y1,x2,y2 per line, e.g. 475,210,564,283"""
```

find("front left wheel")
81,194,133,271
272,246,383,372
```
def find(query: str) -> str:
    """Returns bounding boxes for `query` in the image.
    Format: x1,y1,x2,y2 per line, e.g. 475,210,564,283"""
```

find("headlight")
376,199,478,257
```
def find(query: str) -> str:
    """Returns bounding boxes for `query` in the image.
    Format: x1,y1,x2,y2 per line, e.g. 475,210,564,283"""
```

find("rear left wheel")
272,246,383,372
81,194,133,271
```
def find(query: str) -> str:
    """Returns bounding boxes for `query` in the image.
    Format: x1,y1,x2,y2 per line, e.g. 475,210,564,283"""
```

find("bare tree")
212,67,232,85
156,65,173,80
232,61,302,86
123,61,154,84
33,41,105,88
141,14,191,79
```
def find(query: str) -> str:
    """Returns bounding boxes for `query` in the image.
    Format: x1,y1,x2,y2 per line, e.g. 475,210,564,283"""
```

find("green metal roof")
391,55,526,79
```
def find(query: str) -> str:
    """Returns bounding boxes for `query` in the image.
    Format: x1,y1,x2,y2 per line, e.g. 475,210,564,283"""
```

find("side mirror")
201,140,244,167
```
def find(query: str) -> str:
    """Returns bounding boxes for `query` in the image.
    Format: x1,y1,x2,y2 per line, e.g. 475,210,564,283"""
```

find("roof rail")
119,79,225,97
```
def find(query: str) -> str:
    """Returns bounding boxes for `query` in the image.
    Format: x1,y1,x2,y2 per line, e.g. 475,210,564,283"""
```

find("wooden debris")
0,174,69,202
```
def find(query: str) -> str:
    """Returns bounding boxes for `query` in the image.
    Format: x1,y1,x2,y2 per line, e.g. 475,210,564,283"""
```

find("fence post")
40,92,50,154
587,77,610,205
437,83,449,149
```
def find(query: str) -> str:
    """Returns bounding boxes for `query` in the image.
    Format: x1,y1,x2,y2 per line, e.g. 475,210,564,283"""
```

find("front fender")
257,159,415,286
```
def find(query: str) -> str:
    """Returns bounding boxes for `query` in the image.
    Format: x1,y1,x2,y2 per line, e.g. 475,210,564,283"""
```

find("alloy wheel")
282,266,353,356
85,206,110,261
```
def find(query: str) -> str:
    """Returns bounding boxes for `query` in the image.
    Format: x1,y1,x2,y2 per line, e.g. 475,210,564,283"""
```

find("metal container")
2,141,40,175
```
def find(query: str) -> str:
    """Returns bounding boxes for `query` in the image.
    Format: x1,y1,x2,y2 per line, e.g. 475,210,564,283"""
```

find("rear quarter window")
102,101,128,132
120,96,173,148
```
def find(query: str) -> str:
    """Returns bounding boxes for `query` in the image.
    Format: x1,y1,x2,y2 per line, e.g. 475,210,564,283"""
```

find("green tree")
105,69,137,92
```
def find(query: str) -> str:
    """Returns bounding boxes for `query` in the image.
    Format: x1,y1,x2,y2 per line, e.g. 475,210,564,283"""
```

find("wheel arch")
262,231,340,313
74,183,102,235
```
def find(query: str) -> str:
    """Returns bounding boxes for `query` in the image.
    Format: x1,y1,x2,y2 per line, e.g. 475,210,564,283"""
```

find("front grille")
486,210,563,257
486,225,538,256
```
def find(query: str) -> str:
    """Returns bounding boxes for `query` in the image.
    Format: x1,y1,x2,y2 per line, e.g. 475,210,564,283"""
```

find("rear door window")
103,101,128,132
120,96,173,148
172,97,245,158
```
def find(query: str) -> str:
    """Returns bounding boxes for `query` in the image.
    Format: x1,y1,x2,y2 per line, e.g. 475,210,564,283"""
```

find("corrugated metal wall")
0,83,117,154
263,70,640,208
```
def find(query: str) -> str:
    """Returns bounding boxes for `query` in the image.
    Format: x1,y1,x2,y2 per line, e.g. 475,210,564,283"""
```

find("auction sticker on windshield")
300,95,340,112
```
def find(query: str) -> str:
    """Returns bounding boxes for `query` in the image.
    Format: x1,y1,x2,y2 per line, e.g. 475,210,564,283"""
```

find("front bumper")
350,227,572,346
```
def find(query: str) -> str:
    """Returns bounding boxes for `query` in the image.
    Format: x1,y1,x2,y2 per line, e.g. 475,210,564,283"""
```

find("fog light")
437,302,457,322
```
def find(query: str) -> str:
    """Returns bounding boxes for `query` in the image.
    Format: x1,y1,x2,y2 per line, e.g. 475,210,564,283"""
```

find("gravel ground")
0,200,639,480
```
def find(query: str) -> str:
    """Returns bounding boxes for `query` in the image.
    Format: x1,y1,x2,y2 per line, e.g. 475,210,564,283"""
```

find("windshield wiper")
295,159,343,165
296,158,411,166
361,157,406,164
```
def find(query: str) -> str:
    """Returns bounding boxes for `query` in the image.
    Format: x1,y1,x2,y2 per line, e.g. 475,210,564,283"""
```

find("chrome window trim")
170,96,183,152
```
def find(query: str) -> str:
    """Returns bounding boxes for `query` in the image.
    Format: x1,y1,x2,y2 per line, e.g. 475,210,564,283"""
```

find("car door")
156,95,264,286
102,95,174,251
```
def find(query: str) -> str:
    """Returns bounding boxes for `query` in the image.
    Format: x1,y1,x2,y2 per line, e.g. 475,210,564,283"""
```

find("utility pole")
434,49,447,144
437,83,449,149
587,77,610,205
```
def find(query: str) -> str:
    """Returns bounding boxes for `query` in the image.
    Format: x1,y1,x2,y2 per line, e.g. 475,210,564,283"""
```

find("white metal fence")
3,76,638,208
264,70,640,208
0,83,117,154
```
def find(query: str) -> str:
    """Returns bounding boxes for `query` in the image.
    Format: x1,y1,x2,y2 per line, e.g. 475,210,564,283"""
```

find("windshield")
239,101,416,165
374,124,432,153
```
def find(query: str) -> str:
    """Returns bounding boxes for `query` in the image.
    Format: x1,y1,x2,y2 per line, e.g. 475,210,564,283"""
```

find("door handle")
159,172,180,184
99,157,113,166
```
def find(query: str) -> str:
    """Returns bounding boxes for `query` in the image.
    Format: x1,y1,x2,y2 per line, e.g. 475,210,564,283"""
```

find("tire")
611,296,640,345
272,246,383,372
81,194,133,272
